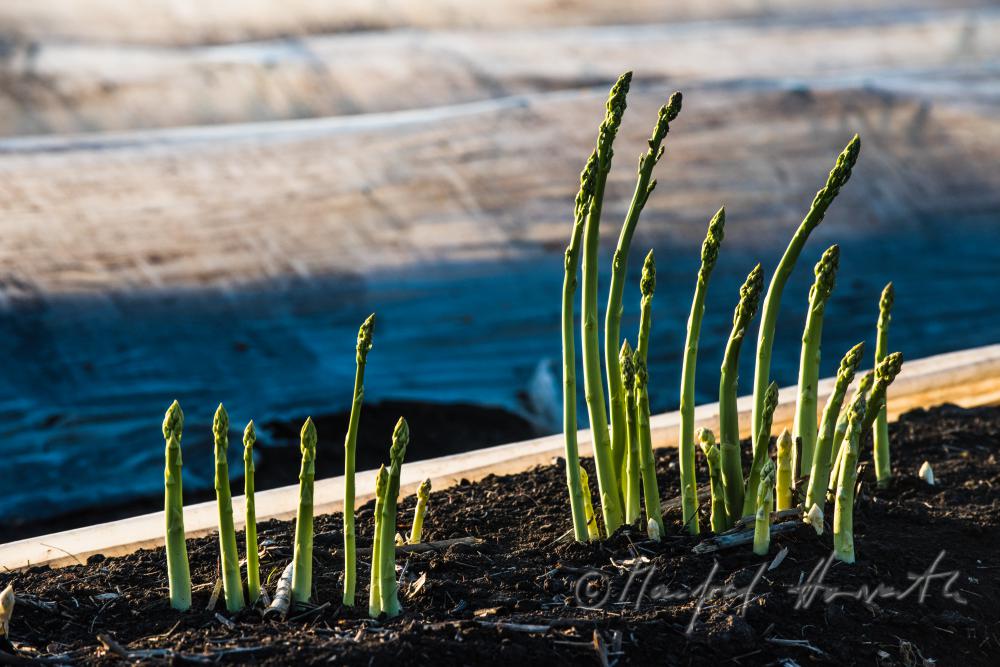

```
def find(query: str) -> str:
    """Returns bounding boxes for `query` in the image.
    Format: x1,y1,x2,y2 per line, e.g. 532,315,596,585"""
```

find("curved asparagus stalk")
633,354,664,539
292,417,317,605
719,264,764,525
561,151,598,543
742,381,779,517
580,466,601,541
379,417,409,618
408,478,432,544
368,465,388,617
833,393,868,564
243,420,260,605
805,341,864,514
873,284,895,487
162,400,191,611
344,313,375,606
580,72,631,534
775,429,793,511
697,428,726,533
829,370,875,493
862,352,903,434
679,207,726,536
213,404,245,612
620,341,641,525
793,244,840,477
753,460,776,556
751,136,861,461
604,92,682,497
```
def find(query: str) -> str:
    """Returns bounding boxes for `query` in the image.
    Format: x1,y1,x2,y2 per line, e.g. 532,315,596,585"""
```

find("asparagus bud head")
301,417,317,465
640,250,655,299
597,72,632,165
809,244,840,303
390,417,409,465
163,400,184,442
213,404,229,452
620,340,635,388
243,420,256,469
809,135,861,221
879,282,895,326
839,342,866,381
699,207,726,281
357,313,376,363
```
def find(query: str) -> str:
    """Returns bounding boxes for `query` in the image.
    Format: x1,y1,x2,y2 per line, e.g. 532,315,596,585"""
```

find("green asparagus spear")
213,404,244,612
679,208,726,536
750,136,861,466
873,284,895,487
862,351,903,440
163,400,191,611
775,429,793,511
620,341,641,525
753,460,776,556
379,417,409,618
793,244,840,477
408,478,431,544
743,381,779,517
604,92,682,501
243,420,260,605
344,313,375,606
833,393,868,564
828,370,874,493
633,354,664,539
719,264,764,525
580,466,601,541
697,428,727,533
291,417,317,605
580,72,631,534
368,465,388,617
635,250,655,364
562,151,598,543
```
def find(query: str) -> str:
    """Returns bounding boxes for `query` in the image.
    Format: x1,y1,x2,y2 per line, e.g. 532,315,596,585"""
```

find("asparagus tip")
733,263,765,331
620,340,635,388
213,403,229,439
640,250,656,298
876,351,904,384
918,461,935,485
700,207,726,274
841,341,866,377
811,244,840,301
391,417,410,464
163,400,184,440
301,417,317,453
417,478,432,500
357,313,376,360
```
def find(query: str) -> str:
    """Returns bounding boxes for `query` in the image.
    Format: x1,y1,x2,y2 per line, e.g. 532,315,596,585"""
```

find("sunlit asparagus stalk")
604,92,682,498
213,404,245,612
861,352,904,436
804,341,865,516
561,151,598,543
580,466,601,541
753,460,776,556
873,284,895,488
751,136,861,464
697,428,726,533
719,264,764,525
828,370,875,493
408,478,431,544
775,429,793,511
368,465,388,617
243,420,260,605
833,393,868,564
579,72,631,534
162,400,191,611
620,341,641,524
378,418,409,618
633,354,664,539
679,208,726,536
291,417,317,605
793,244,840,477
742,381,779,517
343,313,375,606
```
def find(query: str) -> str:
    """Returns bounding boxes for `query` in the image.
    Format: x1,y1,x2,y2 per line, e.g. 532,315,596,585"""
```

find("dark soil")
5,404,999,665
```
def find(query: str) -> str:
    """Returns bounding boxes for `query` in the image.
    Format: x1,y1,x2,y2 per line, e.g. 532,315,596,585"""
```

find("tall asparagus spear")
213,404,244,612
774,429,793,511
743,381,779,517
804,341,864,516
561,151,598,543
379,417,409,618
620,341,641,524
368,465,388,617
243,420,260,605
604,92,682,498
753,459,776,556
697,428,726,533
343,313,375,606
633,354,664,539
828,370,874,493
719,264,764,525
291,417,317,605
872,284,895,487
750,136,861,465
580,72,631,534
162,400,191,611
833,393,868,564
679,207,726,536
793,244,840,477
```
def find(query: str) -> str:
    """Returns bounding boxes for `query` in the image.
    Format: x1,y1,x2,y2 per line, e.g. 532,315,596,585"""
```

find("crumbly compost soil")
5,404,999,665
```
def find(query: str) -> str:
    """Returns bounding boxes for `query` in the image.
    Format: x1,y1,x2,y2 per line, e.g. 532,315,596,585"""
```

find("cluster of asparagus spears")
560,72,904,565
162,314,432,617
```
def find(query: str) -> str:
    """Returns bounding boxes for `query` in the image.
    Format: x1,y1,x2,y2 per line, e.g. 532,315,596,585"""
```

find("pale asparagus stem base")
833,403,867,564
634,356,664,539
213,405,245,613
344,313,374,606
753,462,776,556
873,284,895,487
775,429,793,511
244,421,260,605
163,401,191,612
743,382,779,517
580,466,601,541
697,428,727,533
292,418,317,605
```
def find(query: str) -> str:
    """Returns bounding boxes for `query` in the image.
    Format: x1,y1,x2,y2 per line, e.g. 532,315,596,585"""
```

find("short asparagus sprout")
344,313,375,606
636,249,656,364
793,244,840,477
806,503,825,534
580,466,601,541
604,91,682,505
867,349,903,489
291,417,318,605
378,417,409,618
918,461,935,485
753,460,776,556
873,283,895,487
719,264,764,525
805,341,865,513
0,584,12,638
647,517,661,541
633,354,664,539
775,429,794,511
561,152,598,543
162,400,191,611
697,428,726,533
751,136,861,467
742,381,780,517
679,207,726,536
620,341,641,525
368,465,388,617
213,404,245,612
243,420,260,605
579,72,631,534
409,478,432,544
833,394,868,564
828,370,875,493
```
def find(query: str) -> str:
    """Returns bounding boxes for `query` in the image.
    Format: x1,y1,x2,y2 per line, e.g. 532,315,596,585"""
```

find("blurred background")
1,0,997,538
